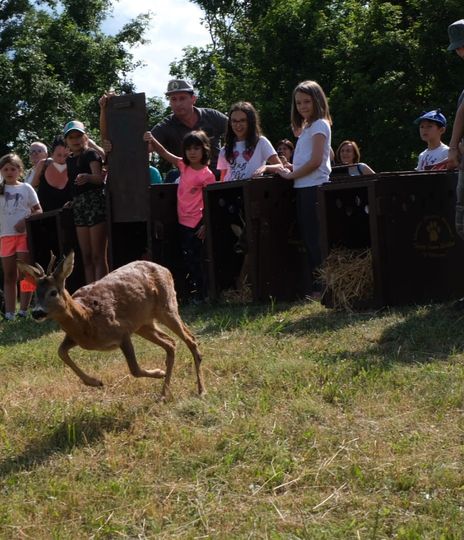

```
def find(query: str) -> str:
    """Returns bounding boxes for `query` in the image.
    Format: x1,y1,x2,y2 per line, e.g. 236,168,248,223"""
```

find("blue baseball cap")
63,120,86,136
414,110,447,128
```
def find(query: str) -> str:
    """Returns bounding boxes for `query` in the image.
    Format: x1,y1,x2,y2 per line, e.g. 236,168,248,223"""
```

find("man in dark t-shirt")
447,20,464,243
151,79,228,178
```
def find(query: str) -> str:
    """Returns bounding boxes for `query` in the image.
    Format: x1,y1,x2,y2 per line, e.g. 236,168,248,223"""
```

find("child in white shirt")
415,110,449,170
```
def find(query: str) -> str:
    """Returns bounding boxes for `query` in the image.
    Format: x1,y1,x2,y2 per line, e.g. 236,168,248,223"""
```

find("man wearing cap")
447,19,464,241
151,79,227,177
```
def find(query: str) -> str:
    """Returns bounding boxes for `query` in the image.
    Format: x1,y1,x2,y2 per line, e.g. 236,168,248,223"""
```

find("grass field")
1,298,464,538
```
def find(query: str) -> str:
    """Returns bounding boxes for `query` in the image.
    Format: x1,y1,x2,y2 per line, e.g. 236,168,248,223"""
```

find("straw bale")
317,247,373,311
221,280,253,304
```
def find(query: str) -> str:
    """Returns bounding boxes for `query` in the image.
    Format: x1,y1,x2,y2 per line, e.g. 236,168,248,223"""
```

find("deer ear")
17,261,44,280
53,251,75,287
231,224,243,238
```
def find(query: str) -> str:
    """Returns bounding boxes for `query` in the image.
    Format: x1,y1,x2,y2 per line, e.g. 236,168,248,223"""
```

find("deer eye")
49,290,58,297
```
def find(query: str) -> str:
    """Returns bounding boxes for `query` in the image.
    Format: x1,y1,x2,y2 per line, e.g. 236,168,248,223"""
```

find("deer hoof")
153,369,166,378
157,393,169,403
83,378,104,387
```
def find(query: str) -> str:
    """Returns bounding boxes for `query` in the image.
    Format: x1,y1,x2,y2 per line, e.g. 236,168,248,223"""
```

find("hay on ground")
220,280,253,304
316,247,373,311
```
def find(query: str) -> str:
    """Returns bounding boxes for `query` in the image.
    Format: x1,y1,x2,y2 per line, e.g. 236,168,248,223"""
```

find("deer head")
18,252,75,322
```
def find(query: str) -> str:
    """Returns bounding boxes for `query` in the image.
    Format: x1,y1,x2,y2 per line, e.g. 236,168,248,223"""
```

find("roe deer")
18,252,205,399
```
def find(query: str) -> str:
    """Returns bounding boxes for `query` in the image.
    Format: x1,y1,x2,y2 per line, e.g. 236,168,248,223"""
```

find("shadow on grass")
0,317,58,346
181,300,295,335
0,410,132,477
362,302,464,364
203,298,464,369
298,302,464,368
271,303,376,336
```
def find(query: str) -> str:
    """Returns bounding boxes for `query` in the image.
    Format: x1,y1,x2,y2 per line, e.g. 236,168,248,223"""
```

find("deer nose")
32,308,48,321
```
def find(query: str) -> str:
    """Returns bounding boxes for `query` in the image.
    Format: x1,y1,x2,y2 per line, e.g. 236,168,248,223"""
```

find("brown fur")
18,252,205,399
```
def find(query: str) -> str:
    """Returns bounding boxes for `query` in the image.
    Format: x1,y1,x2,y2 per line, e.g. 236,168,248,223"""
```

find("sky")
102,0,212,99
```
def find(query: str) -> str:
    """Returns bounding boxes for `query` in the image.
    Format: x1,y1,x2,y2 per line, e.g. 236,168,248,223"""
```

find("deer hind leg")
58,335,103,387
135,325,176,400
120,334,167,381
159,310,206,396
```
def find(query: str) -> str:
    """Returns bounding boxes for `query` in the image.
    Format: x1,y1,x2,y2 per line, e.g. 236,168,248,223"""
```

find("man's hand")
447,148,461,169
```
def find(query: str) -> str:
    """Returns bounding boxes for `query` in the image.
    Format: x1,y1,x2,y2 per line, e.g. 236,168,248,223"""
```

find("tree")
0,0,151,157
173,0,464,171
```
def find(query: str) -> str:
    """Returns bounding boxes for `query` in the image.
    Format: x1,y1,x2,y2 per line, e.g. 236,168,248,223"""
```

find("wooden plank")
105,93,150,222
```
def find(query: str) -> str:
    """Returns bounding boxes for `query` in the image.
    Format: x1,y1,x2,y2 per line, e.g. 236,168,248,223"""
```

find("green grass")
1,300,464,538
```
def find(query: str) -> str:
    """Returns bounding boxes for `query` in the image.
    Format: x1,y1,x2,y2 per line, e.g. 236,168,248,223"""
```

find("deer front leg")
120,335,166,380
58,335,103,387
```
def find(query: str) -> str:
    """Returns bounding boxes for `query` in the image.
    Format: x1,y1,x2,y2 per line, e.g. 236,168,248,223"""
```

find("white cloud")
102,0,212,99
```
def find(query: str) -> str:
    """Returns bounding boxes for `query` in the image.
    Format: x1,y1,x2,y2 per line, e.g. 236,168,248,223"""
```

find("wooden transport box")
26,208,85,293
203,176,309,301
318,170,464,307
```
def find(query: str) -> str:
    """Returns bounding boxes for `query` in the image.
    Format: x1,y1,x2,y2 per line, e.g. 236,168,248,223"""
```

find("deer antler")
46,251,57,275
34,262,46,277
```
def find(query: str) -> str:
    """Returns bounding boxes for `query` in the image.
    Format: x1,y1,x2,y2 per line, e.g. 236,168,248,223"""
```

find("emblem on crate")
413,215,455,257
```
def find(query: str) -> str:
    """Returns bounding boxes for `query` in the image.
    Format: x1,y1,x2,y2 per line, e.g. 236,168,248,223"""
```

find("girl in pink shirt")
143,129,215,302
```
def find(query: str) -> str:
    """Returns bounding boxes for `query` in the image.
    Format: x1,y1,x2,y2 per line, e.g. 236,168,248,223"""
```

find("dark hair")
182,130,211,166
51,135,66,153
276,139,294,152
291,80,332,131
335,140,361,165
0,153,24,194
225,101,261,163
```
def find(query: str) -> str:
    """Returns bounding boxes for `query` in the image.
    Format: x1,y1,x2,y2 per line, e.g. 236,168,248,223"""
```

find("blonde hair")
291,80,332,130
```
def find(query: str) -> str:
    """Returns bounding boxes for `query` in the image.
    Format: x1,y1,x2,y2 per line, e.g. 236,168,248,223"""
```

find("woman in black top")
64,120,108,284
32,136,72,212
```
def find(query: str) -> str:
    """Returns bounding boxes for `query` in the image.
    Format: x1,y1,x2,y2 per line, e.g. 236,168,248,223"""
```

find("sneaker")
17,310,28,318
4,312,15,321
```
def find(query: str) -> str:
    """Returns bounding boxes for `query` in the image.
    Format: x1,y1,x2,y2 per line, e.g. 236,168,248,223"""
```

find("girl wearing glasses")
217,102,282,181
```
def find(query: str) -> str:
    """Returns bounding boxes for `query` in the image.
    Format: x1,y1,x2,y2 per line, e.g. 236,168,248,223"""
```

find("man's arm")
448,101,464,168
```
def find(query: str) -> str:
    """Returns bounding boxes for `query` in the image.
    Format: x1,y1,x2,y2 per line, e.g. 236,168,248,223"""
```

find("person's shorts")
73,189,106,227
0,234,28,257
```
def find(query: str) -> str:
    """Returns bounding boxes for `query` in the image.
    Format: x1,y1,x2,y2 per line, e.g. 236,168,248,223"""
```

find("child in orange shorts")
0,153,42,320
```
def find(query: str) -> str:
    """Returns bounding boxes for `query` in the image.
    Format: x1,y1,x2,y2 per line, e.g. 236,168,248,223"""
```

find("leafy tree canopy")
172,0,464,171
0,0,154,158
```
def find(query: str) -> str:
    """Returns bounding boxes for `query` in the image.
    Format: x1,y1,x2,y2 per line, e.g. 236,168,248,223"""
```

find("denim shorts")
73,189,106,227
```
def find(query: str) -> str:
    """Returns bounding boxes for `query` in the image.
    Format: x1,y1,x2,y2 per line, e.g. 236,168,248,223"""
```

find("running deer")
18,252,205,399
